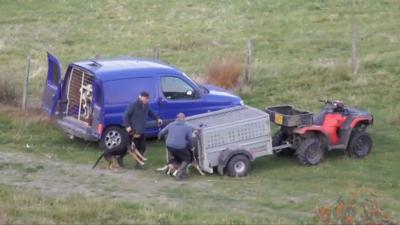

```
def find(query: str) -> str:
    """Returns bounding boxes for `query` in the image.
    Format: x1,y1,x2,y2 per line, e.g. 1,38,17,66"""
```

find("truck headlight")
240,100,244,105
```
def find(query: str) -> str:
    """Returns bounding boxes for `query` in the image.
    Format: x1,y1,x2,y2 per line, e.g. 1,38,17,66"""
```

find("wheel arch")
350,117,373,129
218,149,253,169
294,127,329,147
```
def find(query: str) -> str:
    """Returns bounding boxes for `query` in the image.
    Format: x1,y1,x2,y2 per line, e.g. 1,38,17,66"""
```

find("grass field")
0,0,399,224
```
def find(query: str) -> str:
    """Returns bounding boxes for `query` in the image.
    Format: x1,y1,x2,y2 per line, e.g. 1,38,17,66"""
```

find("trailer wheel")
297,137,325,165
100,126,128,152
226,155,250,177
346,130,372,158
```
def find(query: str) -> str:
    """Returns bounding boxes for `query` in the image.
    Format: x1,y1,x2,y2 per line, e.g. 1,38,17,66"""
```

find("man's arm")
148,107,163,126
186,126,195,149
158,124,170,139
123,102,135,128
148,107,159,120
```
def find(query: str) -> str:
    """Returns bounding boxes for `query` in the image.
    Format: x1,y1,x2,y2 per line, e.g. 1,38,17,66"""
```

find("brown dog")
127,133,147,166
93,133,147,171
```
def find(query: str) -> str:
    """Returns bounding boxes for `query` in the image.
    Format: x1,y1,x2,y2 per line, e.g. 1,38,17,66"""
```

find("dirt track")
0,150,210,204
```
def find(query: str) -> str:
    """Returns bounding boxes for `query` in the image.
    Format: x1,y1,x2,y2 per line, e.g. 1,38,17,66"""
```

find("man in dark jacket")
122,91,162,168
158,112,193,180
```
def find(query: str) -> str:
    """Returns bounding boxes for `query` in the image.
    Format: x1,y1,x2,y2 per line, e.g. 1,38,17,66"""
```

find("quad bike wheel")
297,137,325,165
272,130,295,157
346,130,373,158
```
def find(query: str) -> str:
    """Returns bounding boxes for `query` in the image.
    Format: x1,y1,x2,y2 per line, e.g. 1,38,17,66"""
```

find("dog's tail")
92,152,106,169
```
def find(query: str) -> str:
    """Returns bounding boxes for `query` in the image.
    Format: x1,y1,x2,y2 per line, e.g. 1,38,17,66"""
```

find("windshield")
181,72,209,93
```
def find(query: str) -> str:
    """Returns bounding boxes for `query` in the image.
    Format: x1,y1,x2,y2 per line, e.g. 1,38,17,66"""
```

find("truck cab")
42,52,243,151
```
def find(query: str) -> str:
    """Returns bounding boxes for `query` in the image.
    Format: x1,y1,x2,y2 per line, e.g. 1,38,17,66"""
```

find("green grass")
1,0,400,224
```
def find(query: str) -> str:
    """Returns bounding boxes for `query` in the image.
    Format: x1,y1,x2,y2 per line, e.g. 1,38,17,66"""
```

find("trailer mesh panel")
187,106,270,149
186,106,265,127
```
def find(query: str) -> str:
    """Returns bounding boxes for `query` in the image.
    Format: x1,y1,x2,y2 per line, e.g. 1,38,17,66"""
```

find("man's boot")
117,156,125,168
175,162,189,181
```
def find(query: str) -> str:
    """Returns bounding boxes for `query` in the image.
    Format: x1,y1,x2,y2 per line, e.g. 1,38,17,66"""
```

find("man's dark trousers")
167,146,191,165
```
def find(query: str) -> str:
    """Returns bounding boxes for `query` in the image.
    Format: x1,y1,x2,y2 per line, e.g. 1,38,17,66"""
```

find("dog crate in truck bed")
186,105,273,176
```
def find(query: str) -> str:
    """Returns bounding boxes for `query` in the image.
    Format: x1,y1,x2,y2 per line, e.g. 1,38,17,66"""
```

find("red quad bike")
266,100,374,165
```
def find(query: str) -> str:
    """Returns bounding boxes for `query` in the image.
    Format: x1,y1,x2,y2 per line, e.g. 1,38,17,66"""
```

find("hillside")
0,0,399,224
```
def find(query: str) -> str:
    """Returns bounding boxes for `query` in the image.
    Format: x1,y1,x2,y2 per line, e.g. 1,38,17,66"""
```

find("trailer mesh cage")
187,106,270,149
186,105,273,173
66,68,94,124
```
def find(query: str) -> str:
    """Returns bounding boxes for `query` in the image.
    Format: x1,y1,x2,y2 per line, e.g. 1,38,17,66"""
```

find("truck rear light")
97,124,103,135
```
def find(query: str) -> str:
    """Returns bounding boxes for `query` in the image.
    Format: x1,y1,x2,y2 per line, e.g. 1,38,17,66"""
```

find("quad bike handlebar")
319,99,345,111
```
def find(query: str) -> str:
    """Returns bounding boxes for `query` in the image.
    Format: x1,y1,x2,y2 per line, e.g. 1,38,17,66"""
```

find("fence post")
351,23,358,74
153,46,160,60
22,53,31,111
244,38,253,85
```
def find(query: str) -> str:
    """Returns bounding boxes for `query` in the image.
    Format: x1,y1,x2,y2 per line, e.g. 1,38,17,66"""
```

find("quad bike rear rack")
265,105,313,127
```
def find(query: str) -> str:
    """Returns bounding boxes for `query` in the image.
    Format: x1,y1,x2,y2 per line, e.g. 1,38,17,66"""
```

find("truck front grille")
66,68,94,124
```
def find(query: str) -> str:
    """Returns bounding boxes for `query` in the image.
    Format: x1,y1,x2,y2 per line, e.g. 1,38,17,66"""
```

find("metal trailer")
186,105,273,177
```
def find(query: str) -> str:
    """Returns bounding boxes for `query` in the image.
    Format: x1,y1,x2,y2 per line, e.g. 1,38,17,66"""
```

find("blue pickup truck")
42,53,243,151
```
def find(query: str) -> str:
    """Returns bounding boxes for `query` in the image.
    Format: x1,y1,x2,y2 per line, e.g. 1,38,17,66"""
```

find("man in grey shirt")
158,112,193,180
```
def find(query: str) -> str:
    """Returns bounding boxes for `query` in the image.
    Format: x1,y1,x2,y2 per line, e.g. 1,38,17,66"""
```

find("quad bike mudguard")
349,116,373,128
295,113,347,145
295,114,373,149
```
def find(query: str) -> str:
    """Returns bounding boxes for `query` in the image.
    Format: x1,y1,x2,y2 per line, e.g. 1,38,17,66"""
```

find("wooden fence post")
244,38,253,85
22,53,31,111
351,23,358,74
153,46,160,60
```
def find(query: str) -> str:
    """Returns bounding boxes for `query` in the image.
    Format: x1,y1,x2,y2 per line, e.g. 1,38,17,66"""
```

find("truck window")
161,76,195,100
104,77,156,104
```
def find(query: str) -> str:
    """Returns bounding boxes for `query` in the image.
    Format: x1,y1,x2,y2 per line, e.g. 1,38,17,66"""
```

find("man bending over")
158,113,193,181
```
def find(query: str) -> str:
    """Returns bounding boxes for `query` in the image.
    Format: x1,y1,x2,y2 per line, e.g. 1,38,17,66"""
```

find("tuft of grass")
205,55,243,90
0,74,20,105
313,190,398,225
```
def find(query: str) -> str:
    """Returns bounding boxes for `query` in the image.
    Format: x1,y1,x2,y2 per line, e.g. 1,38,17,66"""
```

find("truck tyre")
272,130,295,157
226,154,250,177
100,126,128,152
346,130,372,158
297,137,325,165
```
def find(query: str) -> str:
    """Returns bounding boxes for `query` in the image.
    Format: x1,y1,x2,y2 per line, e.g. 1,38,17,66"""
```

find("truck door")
156,75,207,123
42,52,62,115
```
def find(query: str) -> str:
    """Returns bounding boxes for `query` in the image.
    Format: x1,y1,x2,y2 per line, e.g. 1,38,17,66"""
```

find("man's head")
177,112,186,121
139,91,150,105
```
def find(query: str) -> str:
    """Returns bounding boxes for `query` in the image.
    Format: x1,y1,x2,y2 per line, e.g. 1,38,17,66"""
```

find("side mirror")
186,90,193,96
186,90,200,99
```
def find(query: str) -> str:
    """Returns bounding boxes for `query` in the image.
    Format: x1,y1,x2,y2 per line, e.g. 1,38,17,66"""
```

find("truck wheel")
100,126,128,152
297,137,325,165
226,155,250,177
272,130,295,157
346,130,372,158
